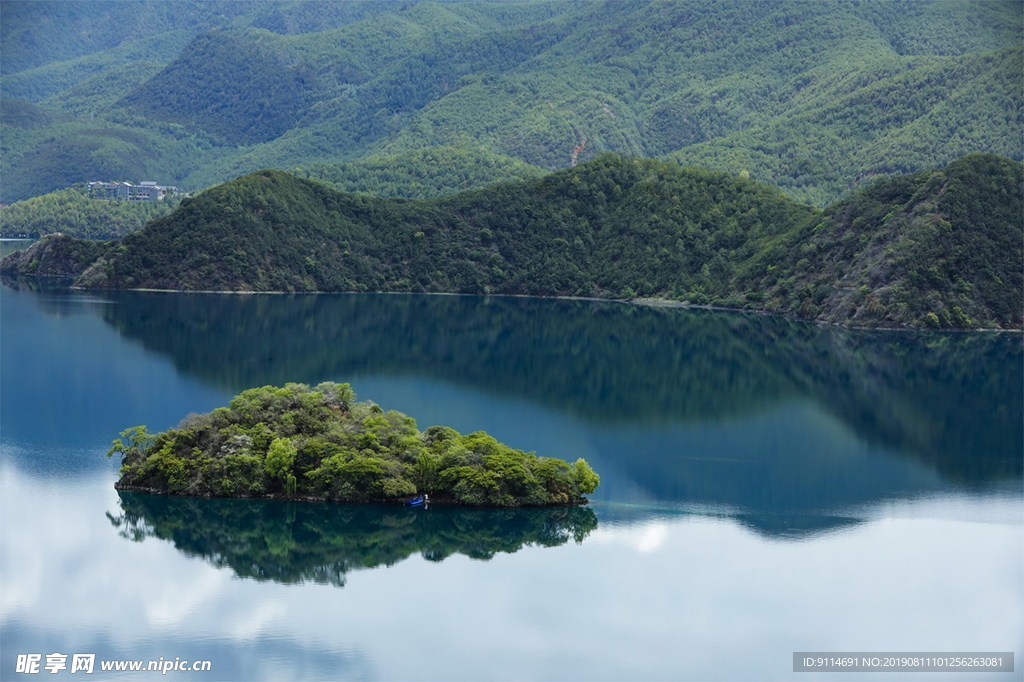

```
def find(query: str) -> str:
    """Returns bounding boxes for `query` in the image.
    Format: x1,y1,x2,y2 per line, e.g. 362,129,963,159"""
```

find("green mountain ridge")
4,153,1019,330
1,0,1020,203
293,146,547,199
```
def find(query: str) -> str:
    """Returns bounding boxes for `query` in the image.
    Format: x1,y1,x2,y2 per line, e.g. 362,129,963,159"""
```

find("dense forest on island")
111,382,600,506
6,153,1018,330
1,0,1020,204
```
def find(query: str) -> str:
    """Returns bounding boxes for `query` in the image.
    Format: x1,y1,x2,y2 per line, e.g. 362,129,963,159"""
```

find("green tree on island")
109,382,599,507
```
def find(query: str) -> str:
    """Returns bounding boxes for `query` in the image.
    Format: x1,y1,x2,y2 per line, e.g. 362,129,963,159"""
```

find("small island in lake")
110,382,599,507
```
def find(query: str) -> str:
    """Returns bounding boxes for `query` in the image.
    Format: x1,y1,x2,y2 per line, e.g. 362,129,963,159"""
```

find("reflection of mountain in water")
1,272,74,292
108,492,598,586
597,503,867,541
89,292,1021,485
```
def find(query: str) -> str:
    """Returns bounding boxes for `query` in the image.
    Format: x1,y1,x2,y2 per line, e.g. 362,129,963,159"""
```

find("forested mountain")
5,153,1018,329
69,155,816,297
748,154,1024,329
1,0,1020,203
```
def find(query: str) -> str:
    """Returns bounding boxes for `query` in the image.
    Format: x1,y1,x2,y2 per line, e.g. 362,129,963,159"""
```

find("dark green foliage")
0,232,111,276
741,153,1023,329
65,153,1022,329
0,98,56,128
110,382,599,506
0,185,180,238
108,492,598,586
74,155,817,296
117,29,317,145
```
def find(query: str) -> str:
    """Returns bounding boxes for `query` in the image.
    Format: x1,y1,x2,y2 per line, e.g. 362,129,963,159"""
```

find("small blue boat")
405,495,426,507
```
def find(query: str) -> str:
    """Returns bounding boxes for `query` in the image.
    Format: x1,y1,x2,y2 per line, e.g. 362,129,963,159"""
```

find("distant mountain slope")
294,147,547,199
6,154,1017,329
667,47,1023,205
1,0,1020,202
0,185,180,238
0,0,392,76
116,29,317,145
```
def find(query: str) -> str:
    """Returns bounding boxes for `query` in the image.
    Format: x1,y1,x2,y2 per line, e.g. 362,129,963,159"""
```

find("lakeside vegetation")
6,152,1016,330
110,382,600,506
0,233,110,277
749,153,1024,328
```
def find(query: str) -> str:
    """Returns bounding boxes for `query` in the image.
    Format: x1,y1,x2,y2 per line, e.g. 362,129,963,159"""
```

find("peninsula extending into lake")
109,382,599,507
3,153,1020,330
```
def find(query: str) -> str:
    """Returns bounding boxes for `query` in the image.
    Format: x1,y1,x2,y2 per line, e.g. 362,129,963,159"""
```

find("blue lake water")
1,272,1020,680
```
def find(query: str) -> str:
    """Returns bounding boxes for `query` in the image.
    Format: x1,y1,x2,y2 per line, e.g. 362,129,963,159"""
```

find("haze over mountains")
2,0,1021,204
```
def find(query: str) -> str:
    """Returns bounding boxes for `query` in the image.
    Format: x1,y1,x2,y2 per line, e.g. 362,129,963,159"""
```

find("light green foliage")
295,146,547,199
107,425,155,462
113,382,597,506
571,459,600,495
2,1,1020,203
264,437,296,484
307,451,388,499
0,185,181,238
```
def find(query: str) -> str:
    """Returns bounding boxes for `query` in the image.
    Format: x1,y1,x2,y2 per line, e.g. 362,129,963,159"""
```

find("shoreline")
114,482,590,508
60,284,1023,333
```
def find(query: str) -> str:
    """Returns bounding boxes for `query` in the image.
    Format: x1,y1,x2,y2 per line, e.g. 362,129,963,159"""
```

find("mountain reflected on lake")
108,492,598,586
87,291,1021,485
4,286,1019,531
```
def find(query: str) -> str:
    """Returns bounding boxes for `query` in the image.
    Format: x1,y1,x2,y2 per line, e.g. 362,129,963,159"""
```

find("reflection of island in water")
87,291,1021,485
8,285,1021,526
108,492,598,586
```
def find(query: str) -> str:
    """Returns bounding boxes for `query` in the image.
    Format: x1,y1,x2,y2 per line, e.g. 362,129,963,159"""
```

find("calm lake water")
1,266,1021,680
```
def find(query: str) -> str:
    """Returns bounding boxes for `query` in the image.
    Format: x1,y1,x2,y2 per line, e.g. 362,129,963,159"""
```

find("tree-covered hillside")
7,153,1017,329
1,0,1020,203
71,155,816,298
295,146,546,199
746,154,1024,329
0,233,110,277
0,185,180,238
